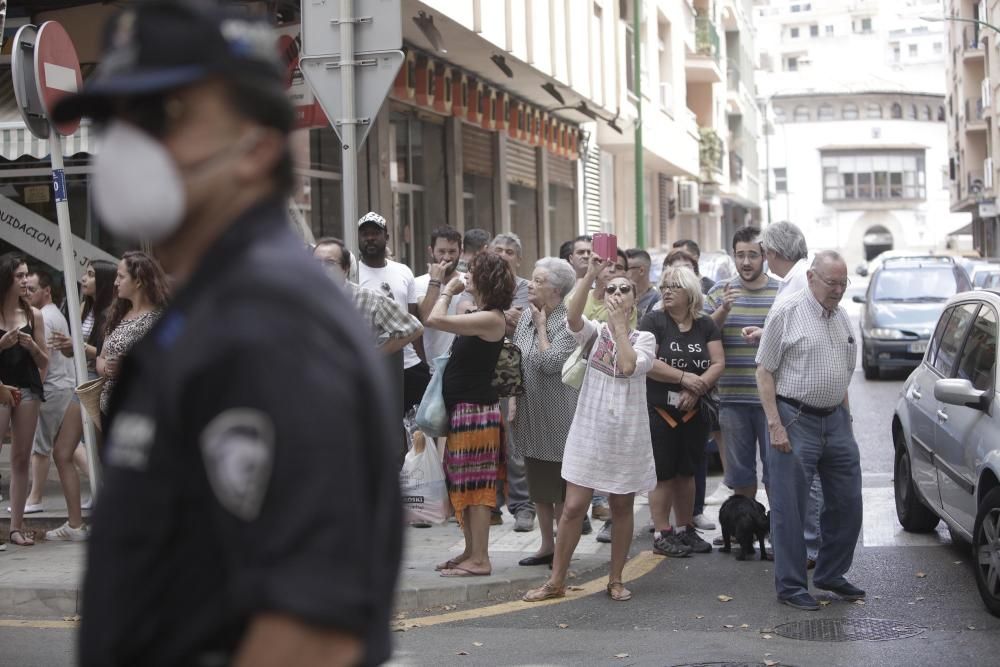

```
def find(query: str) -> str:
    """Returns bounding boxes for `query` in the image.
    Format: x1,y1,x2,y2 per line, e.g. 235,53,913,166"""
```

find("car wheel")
973,487,1000,617
862,345,879,380
894,445,939,532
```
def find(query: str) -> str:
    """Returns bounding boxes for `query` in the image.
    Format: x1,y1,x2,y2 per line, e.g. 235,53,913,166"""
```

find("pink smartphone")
592,233,618,261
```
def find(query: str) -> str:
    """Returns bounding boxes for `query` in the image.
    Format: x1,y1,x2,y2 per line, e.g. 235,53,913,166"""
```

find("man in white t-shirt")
356,212,428,416
415,225,464,372
24,271,79,520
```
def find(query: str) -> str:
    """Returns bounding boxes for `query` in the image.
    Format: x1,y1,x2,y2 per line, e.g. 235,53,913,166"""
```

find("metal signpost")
12,21,101,496
300,0,404,253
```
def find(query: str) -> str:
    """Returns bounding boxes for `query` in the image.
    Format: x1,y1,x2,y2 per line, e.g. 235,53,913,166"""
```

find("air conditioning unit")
986,158,995,190
678,181,699,213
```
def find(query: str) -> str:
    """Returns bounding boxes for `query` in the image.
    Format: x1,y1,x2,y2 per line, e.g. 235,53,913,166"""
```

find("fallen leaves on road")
968,625,976,630
954,560,963,565
456,651,469,656
819,600,831,607
442,604,458,610
557,623,569,629
614,653,630,659
916,572,927,578
740,624,750,629
762,634,774,639
765,660,780,666
723,624,735,629
854,600,866,606
62,615,81,623
717,594,734,602
472,642,483,647
695,615,705,619
916,596,925,601
568,586,585,591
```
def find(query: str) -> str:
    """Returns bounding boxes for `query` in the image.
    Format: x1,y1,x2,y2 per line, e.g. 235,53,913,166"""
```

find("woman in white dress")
523,256,657,603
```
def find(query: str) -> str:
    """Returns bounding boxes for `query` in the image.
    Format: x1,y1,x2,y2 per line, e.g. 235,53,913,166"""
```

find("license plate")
909,341,928,353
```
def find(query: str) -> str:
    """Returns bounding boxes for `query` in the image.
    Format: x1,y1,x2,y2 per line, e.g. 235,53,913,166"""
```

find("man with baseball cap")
54,2,401,665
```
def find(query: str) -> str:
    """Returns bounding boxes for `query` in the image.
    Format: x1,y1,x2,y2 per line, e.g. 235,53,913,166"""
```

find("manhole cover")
772,618,925,642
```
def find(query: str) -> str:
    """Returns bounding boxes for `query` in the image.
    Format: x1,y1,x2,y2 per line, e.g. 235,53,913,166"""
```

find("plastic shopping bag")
415,353,450,438
399,430,449,526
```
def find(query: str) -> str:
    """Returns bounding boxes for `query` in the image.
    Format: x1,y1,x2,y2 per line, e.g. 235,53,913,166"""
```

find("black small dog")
718,495,771,561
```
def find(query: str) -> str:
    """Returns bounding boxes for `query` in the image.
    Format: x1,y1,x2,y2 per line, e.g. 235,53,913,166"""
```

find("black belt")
777,395,838,417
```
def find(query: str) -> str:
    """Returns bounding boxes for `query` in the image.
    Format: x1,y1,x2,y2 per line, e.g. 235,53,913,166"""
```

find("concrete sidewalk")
1,445,726,619
0,502,654,618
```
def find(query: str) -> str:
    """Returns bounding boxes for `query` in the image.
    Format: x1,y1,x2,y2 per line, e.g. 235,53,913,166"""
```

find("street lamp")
919,15,1000,35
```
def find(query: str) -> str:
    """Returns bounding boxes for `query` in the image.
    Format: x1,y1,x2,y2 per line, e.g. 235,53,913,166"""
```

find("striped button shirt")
755,288,857,409
704,276,780,405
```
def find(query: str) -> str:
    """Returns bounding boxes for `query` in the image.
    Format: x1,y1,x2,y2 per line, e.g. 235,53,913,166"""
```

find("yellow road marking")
0,619,78,629
395,550,664,629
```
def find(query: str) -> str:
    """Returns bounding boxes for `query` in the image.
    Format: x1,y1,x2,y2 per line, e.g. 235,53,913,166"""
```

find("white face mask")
92,120,261,244
92,120,187,244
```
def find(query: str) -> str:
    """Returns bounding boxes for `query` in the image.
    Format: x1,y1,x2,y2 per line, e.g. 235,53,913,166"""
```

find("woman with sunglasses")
641,266,724,558
524,255,657,603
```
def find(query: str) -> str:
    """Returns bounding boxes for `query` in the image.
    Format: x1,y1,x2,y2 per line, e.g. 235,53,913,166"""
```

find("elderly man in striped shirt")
704,227,779,507
756,250,864,612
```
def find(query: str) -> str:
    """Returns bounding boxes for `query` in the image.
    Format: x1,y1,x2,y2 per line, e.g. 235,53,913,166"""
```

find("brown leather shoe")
490,513,503,526
523,582,566,602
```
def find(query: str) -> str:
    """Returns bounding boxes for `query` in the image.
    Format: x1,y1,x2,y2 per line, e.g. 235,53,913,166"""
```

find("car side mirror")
934,378,989,410
852,295,865,303
856,266,869,277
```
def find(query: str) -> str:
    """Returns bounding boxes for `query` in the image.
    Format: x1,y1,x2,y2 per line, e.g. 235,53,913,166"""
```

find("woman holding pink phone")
524,255,657,603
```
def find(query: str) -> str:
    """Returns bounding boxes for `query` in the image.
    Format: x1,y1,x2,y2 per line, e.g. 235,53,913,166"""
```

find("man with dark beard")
356,212,428,415
704,227,779,507
416,226,463,373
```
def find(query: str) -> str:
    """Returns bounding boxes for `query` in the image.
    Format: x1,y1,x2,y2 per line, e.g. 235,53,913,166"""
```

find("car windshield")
873,267,958,301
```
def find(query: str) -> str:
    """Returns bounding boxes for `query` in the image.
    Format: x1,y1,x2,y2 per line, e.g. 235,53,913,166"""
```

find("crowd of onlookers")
1,250,168,548
317,214,864,610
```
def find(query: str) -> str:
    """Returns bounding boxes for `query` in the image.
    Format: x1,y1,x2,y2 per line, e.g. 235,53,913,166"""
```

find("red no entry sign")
34,21,83,137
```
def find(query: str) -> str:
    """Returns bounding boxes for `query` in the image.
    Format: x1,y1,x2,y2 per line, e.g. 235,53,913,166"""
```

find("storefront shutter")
548,154,575,189
583,148,601,234
506,139,537,188
462,123,494,177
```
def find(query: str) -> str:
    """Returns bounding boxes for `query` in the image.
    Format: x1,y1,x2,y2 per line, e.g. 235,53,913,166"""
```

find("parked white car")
892,290,1000,616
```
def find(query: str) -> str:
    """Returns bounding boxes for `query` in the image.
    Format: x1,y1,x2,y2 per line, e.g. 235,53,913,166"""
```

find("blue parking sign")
52,168,66,203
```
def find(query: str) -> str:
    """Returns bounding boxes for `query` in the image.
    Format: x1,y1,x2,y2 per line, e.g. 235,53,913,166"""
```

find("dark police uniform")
80,199,402,667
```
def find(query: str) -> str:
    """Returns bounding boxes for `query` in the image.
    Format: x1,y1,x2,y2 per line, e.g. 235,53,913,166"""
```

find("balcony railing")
660,80,674,117
966,97,986,122
695,16,721,64
964,25,982,50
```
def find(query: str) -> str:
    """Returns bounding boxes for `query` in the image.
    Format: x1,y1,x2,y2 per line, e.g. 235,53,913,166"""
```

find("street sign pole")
339,0,359,256
48,129,101,493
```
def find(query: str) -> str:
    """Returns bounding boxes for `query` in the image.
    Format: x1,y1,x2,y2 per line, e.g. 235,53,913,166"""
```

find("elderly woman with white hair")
510,257,580,566
640,265,724,558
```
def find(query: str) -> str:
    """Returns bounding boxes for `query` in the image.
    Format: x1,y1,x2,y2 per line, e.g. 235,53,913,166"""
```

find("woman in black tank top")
424,252,515,577
0,253,49,546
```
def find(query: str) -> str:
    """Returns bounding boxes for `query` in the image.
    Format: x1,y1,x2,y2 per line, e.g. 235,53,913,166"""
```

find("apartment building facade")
945,0,1000,257
0,1,760,276
755,0,969,270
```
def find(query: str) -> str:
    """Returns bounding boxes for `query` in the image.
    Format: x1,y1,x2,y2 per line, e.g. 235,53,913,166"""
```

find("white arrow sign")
299,49,404,146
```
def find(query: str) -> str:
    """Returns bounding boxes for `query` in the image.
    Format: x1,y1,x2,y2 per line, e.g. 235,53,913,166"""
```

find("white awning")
0,66,95,161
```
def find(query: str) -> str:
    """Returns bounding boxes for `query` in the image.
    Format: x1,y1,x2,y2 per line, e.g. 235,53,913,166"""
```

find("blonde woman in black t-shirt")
640,266,724,559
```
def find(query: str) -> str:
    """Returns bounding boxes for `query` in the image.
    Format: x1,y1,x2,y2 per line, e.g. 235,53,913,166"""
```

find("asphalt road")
4,315,999,666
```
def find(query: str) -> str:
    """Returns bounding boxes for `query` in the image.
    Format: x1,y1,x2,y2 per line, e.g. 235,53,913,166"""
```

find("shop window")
390,110,447,271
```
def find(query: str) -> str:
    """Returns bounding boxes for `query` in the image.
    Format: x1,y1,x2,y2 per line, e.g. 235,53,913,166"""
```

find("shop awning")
0,66,95,161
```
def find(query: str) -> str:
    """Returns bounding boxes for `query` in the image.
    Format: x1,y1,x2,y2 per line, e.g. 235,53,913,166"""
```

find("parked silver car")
892,290,1000,616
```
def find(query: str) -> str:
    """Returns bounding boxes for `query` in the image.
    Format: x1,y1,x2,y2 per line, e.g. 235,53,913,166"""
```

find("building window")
818,103,834,120
938,105,946,121
860,17,872,33
786,56,798,71
774,167,788,193
934,42,943,54
891,102,903,118
773,106,787,123
390,109,447,270
810,25,819,37
922,105,933,121
825,25,834,35
892,44,900,62
842,103,859,120
822,150,926,202
866,103,882,119
907,104,918,119
790,27,800,38
793,105,810,121
625,22,636,95
909,43,918,57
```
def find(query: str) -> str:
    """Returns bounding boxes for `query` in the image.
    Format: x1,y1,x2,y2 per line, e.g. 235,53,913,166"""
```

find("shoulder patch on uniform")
200,409,275,521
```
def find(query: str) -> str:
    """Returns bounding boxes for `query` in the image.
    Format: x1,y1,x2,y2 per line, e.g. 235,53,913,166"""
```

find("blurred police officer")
53,2,401,665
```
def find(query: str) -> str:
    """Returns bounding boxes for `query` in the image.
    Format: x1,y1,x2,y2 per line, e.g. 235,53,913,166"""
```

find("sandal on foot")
8,530,34,546
439,566,491,578
606,581,632,601
523,582,566,602
434,558,465,571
